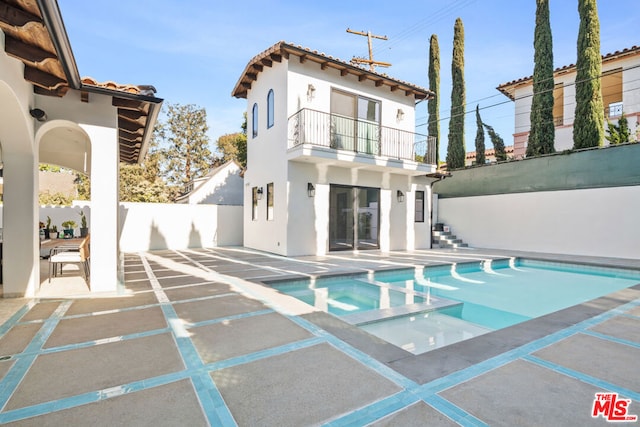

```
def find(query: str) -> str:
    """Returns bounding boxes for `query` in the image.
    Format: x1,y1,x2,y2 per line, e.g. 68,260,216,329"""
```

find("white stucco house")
175,160,243,205
232,41,439,256
497,45,640,158
0,0,162,297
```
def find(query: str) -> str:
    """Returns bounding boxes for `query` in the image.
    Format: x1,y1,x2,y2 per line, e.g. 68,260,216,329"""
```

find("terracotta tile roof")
496,45,640,100
0,0,162,164
466,145,515,159
232,41,434,100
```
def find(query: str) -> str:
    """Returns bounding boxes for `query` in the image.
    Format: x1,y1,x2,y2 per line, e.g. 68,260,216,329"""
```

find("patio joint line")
581,329,640,349
173,250,479,425
0,300,37,338
522,354,640,402
0,300,73,412
139,253,237,427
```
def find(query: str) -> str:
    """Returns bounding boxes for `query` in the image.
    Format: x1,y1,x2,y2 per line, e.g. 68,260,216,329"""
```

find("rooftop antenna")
346,28,391,72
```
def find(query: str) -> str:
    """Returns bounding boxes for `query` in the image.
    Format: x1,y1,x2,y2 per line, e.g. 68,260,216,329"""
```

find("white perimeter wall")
119,203,243,252
437,185,640,260
13,203,243,252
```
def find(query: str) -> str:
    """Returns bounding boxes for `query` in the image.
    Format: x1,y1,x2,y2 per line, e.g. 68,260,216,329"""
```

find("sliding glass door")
329,185,380,251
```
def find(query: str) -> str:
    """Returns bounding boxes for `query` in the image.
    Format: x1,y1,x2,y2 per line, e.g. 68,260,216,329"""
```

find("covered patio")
0,0,162,297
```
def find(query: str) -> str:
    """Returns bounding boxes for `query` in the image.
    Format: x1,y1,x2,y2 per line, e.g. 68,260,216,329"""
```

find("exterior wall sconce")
307,183,315,197
30,108,47,122
397,190,405,203
307,84,316,102
396,108,404,122
257,187,264,200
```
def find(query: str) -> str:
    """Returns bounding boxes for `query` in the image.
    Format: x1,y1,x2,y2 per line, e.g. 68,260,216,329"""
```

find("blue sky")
57,0,639,158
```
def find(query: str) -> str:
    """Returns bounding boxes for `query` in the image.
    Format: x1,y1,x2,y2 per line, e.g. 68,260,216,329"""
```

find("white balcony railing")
288,108,436,164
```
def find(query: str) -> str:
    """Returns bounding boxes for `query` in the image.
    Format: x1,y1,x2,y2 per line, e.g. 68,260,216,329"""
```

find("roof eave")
232,41,433,101
36,0,81,89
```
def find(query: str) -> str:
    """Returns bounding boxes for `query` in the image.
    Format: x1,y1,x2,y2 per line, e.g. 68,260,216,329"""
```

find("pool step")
432,223,469,249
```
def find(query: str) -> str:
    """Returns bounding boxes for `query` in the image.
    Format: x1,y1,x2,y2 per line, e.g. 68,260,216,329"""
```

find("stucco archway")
0,80,39,297
37,120,92,177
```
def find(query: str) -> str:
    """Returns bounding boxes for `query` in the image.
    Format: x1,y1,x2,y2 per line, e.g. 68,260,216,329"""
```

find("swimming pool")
272,258,640,354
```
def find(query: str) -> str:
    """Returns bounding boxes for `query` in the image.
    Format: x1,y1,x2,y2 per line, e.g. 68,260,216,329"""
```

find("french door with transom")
329,185,380,251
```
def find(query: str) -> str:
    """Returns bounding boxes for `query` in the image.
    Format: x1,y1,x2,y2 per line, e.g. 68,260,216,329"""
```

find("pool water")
272,259,640,354
272,276,426,316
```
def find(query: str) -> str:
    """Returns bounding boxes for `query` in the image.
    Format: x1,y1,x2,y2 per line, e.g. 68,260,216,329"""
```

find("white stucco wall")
243,59,289,255
183,162,243,205
119,203,243,252
437,186,640,260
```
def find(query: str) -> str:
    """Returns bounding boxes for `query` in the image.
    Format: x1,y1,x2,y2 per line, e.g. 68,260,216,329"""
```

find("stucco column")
83,124,119,293
2,152,39,297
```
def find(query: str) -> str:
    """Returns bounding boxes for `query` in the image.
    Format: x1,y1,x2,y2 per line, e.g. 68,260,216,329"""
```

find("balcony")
287,109,437,174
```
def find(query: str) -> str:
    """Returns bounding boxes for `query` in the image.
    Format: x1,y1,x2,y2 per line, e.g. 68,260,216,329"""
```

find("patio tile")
210,343,401,426
4,333,184,411
589,315,640,343
65,293,159,316
157,275,212,288
20,302,60,322
4,379,207,427
532,333,640,392
370,401,459,427
0,323,42,356
123,271,148,281
44,306,167,348
439,359,605,427
163,282,233,301
122,280,153,292
172,294,267,324
191,312,312,363
151,269,186,278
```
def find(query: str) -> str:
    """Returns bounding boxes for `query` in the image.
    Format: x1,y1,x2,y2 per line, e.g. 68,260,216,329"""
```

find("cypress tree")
474,105,485,165
483,123,507,162
428,34,440,165
527,0,555,157
573,0,604,149
446,18,466,169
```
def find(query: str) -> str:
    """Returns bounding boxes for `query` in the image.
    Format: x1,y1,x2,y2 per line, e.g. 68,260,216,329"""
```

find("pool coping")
256,254,640,385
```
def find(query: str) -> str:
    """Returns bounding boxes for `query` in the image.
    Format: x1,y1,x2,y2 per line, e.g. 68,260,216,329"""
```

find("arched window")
252,103,258,138
267,89,275,128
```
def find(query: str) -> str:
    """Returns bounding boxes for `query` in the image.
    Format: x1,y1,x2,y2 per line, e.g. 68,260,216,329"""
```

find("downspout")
37,0,82,89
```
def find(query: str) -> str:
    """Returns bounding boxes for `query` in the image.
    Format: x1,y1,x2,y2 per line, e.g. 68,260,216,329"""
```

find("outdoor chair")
48,234,90,283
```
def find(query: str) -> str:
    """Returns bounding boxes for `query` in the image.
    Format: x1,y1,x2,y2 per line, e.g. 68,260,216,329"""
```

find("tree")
573,0,604,149
446,18,466,169
428,34,440,165
118,137,176,202
483,123,507,161
216,113,247,168
474,105,485,165
155,103,214,194
119,162,175,202
527,0,555,157
605,113,630,145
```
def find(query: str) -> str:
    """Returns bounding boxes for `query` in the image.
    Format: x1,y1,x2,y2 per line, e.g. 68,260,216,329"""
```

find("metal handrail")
288,108,436,164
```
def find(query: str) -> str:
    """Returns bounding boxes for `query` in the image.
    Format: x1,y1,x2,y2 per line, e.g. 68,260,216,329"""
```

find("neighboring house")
232,41,437,256
0,0,162,297
497,45,640,158
175,160,244,205
465,145,515,166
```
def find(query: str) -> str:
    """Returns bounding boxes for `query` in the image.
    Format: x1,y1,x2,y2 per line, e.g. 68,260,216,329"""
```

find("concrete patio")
0,247,639,426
